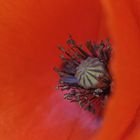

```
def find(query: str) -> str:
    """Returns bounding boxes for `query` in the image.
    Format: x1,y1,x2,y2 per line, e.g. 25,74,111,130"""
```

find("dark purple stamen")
54,36,112,113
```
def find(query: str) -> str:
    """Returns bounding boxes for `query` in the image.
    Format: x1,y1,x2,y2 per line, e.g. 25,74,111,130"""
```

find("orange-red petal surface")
0,0,140,140
94,0,140,140
0,0,109,140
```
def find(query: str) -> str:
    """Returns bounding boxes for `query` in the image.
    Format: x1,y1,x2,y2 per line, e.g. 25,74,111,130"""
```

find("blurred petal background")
0,0,139,140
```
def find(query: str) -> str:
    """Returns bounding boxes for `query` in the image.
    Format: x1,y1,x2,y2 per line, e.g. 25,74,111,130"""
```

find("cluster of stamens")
54,36,112,113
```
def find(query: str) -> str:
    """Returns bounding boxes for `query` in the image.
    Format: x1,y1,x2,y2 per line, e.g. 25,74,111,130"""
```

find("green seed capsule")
75,57,106,89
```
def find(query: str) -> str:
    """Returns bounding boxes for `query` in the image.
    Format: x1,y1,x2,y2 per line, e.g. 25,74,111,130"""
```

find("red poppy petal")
0,0,109,140
94,0,140,140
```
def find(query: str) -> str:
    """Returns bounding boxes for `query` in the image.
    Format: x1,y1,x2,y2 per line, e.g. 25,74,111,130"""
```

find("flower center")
75,57,106,89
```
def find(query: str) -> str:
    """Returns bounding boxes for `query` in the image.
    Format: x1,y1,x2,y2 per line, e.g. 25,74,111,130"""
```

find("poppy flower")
0,1,139,140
